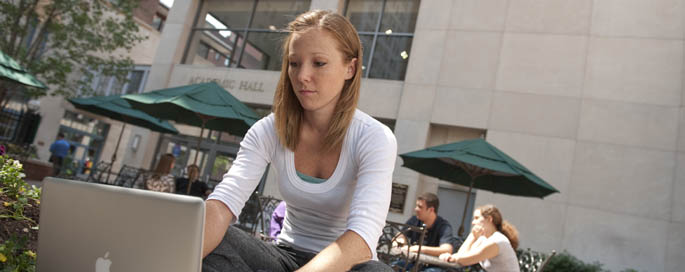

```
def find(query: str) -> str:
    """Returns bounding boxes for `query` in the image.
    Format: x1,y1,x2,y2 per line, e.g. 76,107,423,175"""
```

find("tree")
0,0,146,104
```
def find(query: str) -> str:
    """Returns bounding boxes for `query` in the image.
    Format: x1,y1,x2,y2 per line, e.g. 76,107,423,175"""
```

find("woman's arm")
456,232,477,256
440,232,477,262
452,238,499,266
346,125,397,255
456,224,485,256
297,231,371,272
202,116,275,257
202,200,234,257
408,244,453,256
167,175,175,193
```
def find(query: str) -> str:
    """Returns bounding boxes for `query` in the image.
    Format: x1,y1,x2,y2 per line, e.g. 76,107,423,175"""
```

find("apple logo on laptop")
95,251,112,272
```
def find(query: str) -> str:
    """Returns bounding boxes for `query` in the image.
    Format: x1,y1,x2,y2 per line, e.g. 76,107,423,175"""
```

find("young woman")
202,10,397,272
145,153,175,193
439,204,520,272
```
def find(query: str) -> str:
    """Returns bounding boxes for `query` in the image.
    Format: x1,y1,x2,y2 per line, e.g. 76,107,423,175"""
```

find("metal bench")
376,220,427,272
234,192,283,241
113,165,145,188
518,248,557,272
85,161,112,184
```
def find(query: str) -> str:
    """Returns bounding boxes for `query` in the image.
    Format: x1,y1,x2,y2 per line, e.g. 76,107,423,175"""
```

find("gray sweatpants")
202,227,393,272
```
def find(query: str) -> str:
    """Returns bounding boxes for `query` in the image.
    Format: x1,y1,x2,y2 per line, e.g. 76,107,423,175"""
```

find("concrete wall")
108,18,163,172
34,97,67,161
419,0,685,271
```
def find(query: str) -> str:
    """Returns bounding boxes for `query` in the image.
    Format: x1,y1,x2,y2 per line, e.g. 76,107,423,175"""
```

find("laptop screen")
37,178,205,272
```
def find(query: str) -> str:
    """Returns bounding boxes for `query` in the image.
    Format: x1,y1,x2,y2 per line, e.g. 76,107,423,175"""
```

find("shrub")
0,155,40,271
0,156,40,222
543,250,608,272
1,143,38,161
0,235,36,272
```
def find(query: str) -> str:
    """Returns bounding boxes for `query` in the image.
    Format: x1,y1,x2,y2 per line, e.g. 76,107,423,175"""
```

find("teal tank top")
296,170,328,184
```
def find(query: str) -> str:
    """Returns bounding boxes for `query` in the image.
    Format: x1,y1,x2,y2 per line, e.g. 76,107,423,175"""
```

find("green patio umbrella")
123,82,259,166
399,138,559,236
69,94,179,181
0,50,47,89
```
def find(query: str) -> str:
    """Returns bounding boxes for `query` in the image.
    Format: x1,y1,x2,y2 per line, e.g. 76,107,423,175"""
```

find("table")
390,247,462,269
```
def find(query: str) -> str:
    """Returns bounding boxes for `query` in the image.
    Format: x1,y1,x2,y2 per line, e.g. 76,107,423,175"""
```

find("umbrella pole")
105,123,126,183
190,120,206,195
458,179,475,237
193,119,206,166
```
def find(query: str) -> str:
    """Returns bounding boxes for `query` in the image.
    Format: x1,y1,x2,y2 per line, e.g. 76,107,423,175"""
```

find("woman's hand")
471,225,485,238
438,252,451,262
296,231,371,272
439,253,458,263
392,236,407,248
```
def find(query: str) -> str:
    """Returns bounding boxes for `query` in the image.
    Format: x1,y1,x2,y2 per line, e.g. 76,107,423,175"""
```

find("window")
0,92,31,142
152,12,166,31
390,183,408,213
345,0,419,80
125,70,145,93
197,42,210,59
183,0,311,71
90,66,151,96
57,111,110,175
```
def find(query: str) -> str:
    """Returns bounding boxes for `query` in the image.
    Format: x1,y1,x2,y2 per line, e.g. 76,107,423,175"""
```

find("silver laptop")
37,177,205,272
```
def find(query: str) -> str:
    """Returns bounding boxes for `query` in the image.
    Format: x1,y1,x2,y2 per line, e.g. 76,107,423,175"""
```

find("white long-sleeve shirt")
208,109,397,259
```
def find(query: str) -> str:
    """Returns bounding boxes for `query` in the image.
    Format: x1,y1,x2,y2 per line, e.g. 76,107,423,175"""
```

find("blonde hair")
153,153,175,178
477,204,519,249
273,10,363,152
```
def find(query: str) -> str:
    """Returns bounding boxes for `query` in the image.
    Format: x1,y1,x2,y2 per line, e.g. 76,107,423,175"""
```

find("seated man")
175,165,211,198
394,192,455,272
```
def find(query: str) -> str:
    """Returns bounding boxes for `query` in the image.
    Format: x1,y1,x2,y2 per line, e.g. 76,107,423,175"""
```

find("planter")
20,158,53,182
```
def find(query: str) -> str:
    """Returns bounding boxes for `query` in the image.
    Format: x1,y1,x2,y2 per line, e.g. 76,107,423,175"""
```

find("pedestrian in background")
49,132,70,176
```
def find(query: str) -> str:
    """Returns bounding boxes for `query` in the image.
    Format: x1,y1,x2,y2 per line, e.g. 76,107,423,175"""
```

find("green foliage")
0,0,146,98
0,156,28,198
212,156,230,177
2,143,38,161
0,235,36,272
473,248,639,272
0,155,40,223
0,155,38,271
543,251,608,272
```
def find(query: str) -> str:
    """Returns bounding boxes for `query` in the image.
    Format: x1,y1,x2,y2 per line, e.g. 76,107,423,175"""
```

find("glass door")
437,187,477,240
156,137,208,178
57,111,109,177
207,152,236,187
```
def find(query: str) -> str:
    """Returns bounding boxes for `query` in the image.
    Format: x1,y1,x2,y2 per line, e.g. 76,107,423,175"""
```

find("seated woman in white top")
439,204,520,272
201,10,397,272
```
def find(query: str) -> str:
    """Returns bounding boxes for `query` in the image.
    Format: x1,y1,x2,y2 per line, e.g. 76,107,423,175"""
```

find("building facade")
32,0,685,271
32,0,168,176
